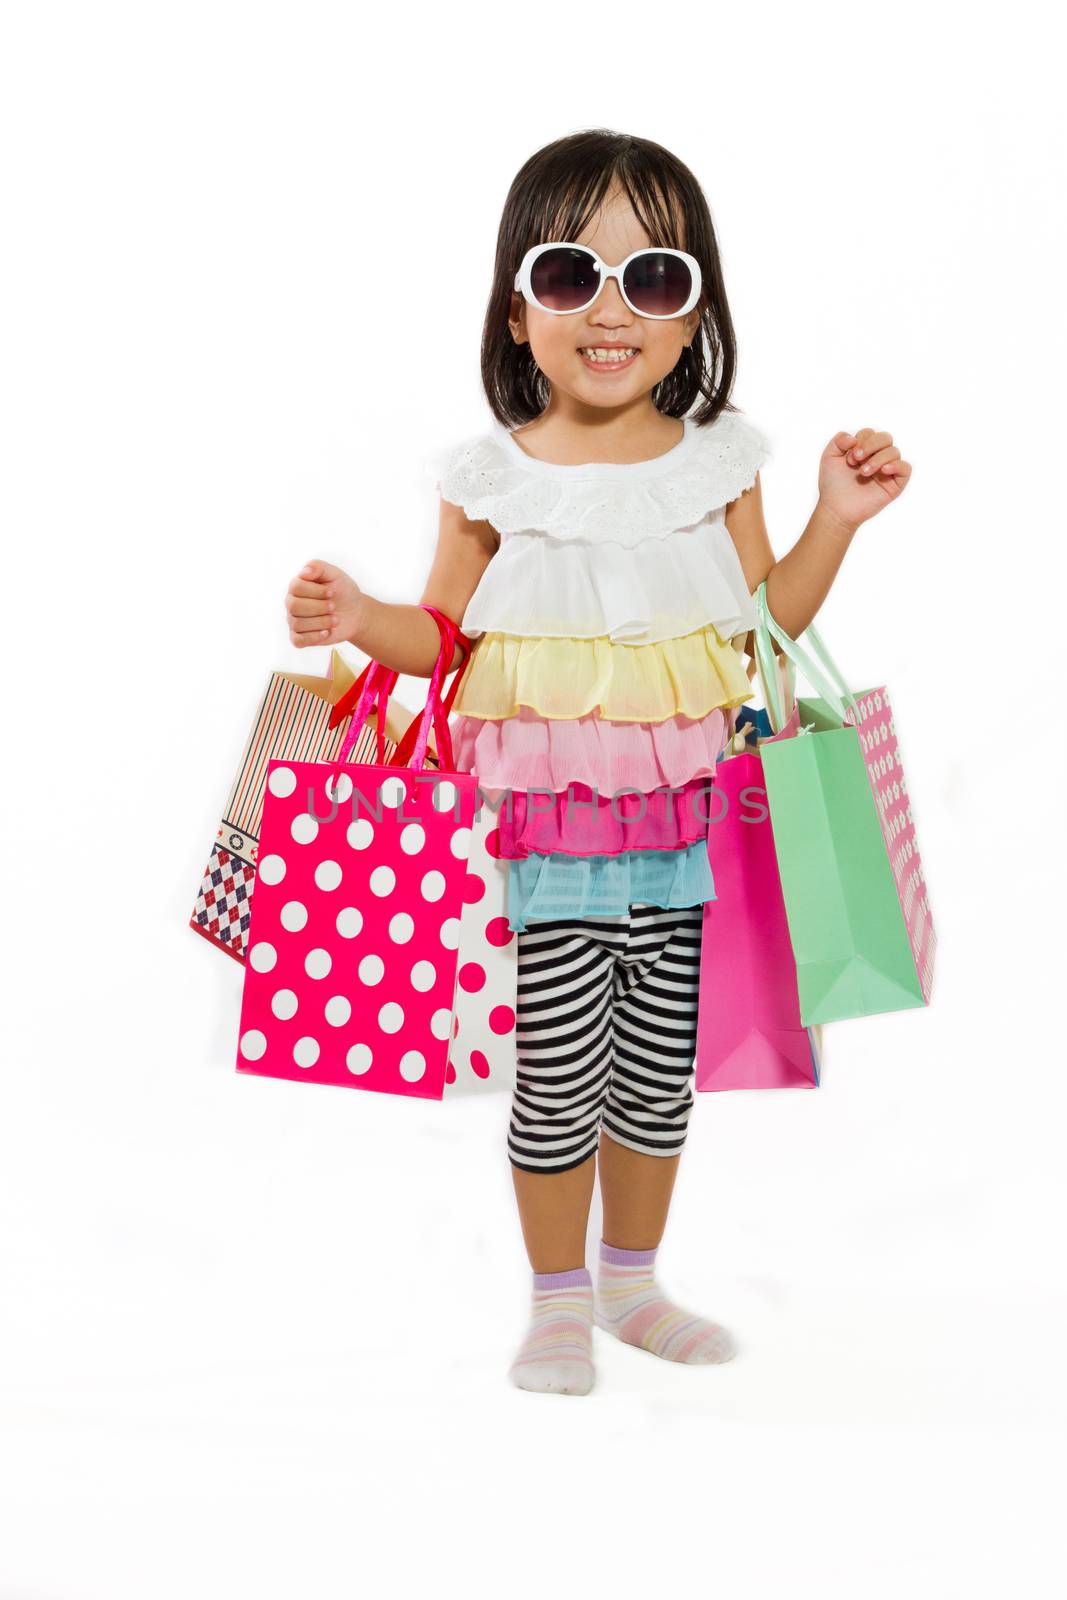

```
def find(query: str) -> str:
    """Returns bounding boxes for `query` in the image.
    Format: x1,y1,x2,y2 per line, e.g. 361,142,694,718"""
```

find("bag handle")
390,606,471,772
330,605,472,775
754,580,861,733
328,658,396,762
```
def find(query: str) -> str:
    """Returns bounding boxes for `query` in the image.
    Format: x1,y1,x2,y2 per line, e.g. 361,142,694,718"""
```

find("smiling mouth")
578,346,640,368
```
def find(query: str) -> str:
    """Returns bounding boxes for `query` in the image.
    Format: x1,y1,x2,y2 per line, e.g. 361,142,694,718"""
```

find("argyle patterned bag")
190,650,435,963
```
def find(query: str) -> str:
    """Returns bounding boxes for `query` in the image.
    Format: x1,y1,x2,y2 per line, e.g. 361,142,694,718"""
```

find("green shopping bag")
752,582,936,1025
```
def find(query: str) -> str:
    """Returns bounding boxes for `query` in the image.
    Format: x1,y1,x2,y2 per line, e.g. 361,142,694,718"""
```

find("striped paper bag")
190,650,435,963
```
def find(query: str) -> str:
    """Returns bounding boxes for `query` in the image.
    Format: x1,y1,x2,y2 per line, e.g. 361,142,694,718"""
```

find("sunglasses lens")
528,247,602,312
623,252,693,316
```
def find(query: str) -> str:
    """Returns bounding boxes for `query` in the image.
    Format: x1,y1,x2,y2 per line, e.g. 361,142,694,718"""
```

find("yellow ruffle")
451,623,754,723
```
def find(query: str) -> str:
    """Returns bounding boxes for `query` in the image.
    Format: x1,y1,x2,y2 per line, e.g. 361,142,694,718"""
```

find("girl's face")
508,188,701,411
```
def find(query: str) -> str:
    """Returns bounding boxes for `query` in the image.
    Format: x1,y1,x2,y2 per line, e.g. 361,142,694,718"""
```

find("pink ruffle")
494,776,713,860
449,705,735,794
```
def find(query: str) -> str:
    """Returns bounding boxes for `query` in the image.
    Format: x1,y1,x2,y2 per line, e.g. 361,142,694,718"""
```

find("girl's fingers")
848,429,892,464
287,595,334,617
288,577,332,600
854,445,900,476
290,613,335,634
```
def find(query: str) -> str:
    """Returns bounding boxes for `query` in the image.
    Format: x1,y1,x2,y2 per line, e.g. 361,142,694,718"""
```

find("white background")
3,3,1065,1595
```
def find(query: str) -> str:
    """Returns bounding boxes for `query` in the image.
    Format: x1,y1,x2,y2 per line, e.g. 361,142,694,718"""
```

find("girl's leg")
511,1156,596,1274
597,1133,679,1251
506,917,621,1395
594,904,737,1365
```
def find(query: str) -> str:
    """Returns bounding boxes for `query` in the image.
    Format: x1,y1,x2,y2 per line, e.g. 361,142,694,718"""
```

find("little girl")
283,129,910,1396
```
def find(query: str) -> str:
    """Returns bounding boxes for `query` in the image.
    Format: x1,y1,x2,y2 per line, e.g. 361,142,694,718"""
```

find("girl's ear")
683,306,701,348
508,290,527,344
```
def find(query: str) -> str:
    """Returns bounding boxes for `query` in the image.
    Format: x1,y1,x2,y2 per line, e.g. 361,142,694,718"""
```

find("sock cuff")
599,1239,658,1268
533,1266,592,1291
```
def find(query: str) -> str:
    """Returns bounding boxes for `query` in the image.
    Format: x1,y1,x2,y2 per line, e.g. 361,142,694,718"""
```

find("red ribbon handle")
391,606,472,772
327,605,473,774
328,658,396,763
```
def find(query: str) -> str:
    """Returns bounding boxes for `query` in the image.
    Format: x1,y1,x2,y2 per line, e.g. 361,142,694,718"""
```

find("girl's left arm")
725,427,912,648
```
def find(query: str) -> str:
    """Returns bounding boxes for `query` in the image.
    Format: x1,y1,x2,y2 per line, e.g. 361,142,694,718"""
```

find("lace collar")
435,407,772,545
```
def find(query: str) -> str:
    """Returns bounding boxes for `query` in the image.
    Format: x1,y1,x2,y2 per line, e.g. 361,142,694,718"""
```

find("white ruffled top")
433,408,771,646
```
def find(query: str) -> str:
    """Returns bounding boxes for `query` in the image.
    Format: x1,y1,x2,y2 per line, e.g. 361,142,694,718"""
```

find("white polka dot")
239,1029,267,1060
336,907,364,939
305,948,332,980
346,1042,373,1075
399,1051,426,1082
280,901,308,932
439,917,461,950
293,1035,320,1069
358,954,385,986
430,1008,452,1040
249,941,277,973
258,854,286,886
400,823,426,855
314,859,343,892
325,995,352,1027
326,772,353,804
291,813,319,845
369,865,396,897
378,1001,405,1034
267,766,297,798
421,870,446,902
433,780,458,812
389,912,415,944
410,960,437,992
271,988,298,1020
380,775,407,810
347,819,374,851
450,827,472,860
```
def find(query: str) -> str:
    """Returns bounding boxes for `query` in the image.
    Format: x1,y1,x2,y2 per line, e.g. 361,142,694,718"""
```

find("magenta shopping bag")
235,609,478,1100
695,725,823,1092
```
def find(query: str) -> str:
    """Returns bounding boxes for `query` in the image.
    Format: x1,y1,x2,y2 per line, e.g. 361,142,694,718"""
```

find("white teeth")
580,347,636,363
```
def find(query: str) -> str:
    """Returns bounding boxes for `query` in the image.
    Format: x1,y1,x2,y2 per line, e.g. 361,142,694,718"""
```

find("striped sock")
595,1240,737,1364
509,1267,595,1396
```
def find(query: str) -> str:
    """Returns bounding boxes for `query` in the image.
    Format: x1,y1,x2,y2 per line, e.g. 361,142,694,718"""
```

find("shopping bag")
752,581,937,1024
235,607,478,1099
443,799,518,1095
190,649,434,964
696,708,823,1092
328,632,517,1095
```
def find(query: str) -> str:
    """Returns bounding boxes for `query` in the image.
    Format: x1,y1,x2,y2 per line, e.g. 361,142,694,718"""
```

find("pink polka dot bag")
235,609,484,1100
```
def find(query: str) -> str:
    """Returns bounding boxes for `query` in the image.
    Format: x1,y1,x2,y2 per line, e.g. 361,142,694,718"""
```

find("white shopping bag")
445,801,518,1095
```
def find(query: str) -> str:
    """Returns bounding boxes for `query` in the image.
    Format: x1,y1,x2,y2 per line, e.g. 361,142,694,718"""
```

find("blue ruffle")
506,842,716,932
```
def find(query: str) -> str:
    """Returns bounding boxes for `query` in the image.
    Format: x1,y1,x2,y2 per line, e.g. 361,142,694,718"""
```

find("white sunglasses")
514,241,702,320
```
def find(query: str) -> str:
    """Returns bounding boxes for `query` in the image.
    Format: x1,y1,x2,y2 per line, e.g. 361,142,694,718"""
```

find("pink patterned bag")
696,701,824,1092
235,609,478,1100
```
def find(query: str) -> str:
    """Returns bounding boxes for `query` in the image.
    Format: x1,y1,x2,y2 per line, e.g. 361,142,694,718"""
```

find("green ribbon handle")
752,591,789,732
753,581,862,732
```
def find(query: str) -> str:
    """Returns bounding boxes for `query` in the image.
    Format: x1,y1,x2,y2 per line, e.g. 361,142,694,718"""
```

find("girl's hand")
285,558,366,648
817,428,912,534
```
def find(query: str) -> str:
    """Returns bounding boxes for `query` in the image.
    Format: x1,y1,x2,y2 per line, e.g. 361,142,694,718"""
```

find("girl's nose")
591,277,631,322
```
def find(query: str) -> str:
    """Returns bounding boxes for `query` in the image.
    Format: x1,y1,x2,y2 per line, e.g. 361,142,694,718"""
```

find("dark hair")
481,128,740,429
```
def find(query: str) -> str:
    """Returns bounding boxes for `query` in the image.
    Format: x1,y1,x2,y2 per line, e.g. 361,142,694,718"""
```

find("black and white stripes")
508,904,705,1174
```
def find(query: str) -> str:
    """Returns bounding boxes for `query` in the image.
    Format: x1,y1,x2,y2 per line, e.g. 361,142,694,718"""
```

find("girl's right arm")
285,497,498,676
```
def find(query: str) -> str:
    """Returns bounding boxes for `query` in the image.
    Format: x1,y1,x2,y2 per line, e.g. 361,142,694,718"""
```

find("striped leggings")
509,903,704,1174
